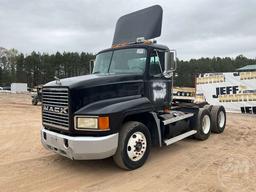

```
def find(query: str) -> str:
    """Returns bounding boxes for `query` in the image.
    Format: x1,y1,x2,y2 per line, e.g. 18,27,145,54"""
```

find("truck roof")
98,43,170,55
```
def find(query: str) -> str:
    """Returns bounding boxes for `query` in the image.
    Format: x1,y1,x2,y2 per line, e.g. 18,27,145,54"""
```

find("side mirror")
163,50,176,78
89,59,95,74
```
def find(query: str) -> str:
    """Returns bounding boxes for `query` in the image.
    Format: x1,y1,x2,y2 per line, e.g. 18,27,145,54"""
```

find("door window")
149,51,163,76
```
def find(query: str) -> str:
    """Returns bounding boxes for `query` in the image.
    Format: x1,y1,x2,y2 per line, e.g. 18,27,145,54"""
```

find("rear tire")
211,105,226,133
113,121,151,170
193,108,212,140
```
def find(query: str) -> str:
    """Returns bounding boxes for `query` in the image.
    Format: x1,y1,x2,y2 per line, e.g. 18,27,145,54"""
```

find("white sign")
196,72,256,114
11,83,27,93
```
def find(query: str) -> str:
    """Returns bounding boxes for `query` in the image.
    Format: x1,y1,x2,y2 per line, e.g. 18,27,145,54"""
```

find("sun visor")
112,5,163,45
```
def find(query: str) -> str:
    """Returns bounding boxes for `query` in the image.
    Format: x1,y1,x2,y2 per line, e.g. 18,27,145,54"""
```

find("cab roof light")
111,39,153,48
136,37,145,43
112,42,129,48
143,40,153,45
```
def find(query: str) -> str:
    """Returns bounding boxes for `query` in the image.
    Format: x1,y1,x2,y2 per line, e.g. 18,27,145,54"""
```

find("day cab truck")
41,5,226,170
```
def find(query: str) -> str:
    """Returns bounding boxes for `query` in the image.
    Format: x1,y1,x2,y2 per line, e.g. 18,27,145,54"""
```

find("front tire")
113,121,151,170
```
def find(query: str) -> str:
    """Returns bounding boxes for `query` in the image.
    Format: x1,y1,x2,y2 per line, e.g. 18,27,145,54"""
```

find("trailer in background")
196,72,256,114
173,87,195,103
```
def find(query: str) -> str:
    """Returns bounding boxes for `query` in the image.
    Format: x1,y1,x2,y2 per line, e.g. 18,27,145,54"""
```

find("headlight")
75,116,109,130
76,117,98,129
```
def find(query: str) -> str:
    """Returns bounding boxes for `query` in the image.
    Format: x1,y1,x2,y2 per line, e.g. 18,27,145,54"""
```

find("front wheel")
113,121,151,170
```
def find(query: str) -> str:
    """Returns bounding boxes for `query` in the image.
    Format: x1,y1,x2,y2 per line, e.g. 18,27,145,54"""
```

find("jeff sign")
212,86,239,98
196,72,256,114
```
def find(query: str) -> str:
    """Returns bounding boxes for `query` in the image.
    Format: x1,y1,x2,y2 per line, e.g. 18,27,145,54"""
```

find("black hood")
44,73,145,113
42,73,146,135
44,73,143,90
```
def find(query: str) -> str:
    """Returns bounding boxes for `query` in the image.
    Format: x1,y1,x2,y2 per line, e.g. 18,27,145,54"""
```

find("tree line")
0,49,95,88
0,49,255,88
175,55,256,87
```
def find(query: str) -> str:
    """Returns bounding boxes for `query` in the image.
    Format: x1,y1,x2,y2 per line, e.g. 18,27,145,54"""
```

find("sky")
0,0,256,60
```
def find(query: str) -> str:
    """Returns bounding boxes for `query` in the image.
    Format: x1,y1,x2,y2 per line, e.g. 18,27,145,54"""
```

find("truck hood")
44,73,143,90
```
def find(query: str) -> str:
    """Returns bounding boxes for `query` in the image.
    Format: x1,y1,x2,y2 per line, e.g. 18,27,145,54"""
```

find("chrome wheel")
202,115,211,134
127,131,147,161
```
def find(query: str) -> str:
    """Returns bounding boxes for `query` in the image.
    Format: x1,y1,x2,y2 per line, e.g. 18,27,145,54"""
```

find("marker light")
98,116,109,130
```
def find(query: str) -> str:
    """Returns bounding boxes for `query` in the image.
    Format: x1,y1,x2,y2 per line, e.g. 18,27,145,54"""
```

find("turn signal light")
98,116,109,130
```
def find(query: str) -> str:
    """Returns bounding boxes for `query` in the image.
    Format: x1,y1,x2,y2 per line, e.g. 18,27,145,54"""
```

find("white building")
11,83,27,93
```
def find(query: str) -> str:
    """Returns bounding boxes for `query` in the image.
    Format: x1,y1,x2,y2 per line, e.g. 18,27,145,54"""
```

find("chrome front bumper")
41,128,118,160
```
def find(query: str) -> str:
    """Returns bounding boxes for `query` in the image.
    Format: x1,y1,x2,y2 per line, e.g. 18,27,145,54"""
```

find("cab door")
146,49,172,110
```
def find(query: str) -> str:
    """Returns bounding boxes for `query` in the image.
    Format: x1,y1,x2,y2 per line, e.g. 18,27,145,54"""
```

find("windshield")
93,48,147,74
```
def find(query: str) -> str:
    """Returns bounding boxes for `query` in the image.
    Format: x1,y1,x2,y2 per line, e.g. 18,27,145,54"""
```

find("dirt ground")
0,93,255,192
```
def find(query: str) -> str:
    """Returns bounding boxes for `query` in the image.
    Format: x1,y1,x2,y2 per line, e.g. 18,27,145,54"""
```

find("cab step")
164,130,197,146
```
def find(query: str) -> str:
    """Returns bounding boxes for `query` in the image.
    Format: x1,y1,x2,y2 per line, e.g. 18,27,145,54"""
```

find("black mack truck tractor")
41,5,226,170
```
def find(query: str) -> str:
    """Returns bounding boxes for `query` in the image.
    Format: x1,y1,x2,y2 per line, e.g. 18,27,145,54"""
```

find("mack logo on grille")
43,105,68,114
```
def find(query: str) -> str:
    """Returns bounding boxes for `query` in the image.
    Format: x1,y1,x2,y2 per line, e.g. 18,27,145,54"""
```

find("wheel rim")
202,115,211,134
218,111,225,128
127,131,147,161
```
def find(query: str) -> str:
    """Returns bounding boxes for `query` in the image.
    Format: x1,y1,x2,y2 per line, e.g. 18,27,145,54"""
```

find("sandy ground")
0,93,255,192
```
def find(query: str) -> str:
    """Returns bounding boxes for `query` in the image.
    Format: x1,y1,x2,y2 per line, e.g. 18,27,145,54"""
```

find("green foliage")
0,48,19,85
174,55,256,87
0,51,95,88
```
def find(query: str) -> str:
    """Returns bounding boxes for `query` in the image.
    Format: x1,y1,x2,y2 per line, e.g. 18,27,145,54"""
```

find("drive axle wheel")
193,108,212,140
211,105,226,133
113,121,151,170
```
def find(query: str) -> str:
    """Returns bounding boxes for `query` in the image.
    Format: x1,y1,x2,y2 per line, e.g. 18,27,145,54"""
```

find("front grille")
42,87,69,130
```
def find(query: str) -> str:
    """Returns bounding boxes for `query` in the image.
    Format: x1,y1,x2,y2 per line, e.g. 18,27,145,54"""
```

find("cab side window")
149,51,162,76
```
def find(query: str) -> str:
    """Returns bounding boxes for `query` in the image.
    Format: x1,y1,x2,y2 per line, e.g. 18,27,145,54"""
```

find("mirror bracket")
163,71,173,78
89,59,95,74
